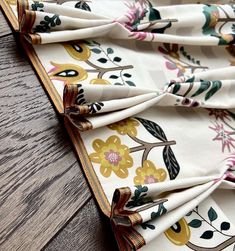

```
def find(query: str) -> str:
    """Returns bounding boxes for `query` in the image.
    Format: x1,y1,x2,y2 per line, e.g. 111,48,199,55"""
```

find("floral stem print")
217,5,235,34
34,15,61,33
166,56,208,74
48,41,135,86
129,135,176,167
186,206,235,251
31,1,44,11
202,5,235,45
159,43,208,77
125,186,168,231
136,198,168,213
107,117,180,180
169,77,222,102
222,118,235,131
125,0,177,35
86,40,135,85
85,59,133,79
61,41,135,86
191,208,233,238
186,237,235,251
90,117,180,179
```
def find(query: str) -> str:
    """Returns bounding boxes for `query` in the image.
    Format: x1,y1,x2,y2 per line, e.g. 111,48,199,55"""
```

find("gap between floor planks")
0,32,89,250
0,10,117,251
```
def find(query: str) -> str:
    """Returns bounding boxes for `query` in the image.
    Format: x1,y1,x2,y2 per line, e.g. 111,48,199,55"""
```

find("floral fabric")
2,0,235,250
18,0,235,45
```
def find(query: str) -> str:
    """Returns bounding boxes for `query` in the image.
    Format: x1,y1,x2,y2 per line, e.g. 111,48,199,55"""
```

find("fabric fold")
17,0,235,45
110,166,235,250
63,68,235,131
3,0,235,250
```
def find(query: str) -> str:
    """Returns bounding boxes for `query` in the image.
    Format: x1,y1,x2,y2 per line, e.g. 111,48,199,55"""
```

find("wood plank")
0,10,12,37
44,198,118,251
0,34,92,251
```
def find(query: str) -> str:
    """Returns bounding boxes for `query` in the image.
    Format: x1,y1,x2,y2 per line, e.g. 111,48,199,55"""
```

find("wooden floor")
0,10,118,251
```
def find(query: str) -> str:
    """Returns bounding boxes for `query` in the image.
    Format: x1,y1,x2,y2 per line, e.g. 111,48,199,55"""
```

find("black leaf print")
123,73,132,78
75,1,91,11
109,75,119,79
125,81,135,86
208,207,218,222
188,219,202,228
151,202,167,220
135,117,167,141
220,222,230,231
200,230,214,239
76,87,86,105
31,2,44,11
140,222,155,230
88,102,104,114
113,57,122,62
163,146,180,180
97,58,108,63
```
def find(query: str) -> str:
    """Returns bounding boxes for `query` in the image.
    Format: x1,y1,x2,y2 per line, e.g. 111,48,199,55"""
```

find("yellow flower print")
90,78,111,85
209,11,219,28
63,42,91,61
48,62,88,85
134,160,167,185
89,135,133,178
108,118,139,137
165,218,191,246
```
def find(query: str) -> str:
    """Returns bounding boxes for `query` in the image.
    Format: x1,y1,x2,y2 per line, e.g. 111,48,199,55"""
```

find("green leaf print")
191,81,211,97
34,15,61,33
208,207,218,222
205,81,222,100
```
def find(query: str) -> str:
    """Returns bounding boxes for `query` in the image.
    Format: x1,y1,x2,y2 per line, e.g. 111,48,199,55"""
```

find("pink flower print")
144,175,157,184
105,150,122,166
165,60,185,77
209,122,235,152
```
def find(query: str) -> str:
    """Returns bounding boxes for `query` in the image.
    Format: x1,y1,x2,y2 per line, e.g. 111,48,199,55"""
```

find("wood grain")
0,34,92,251
0,9,118,251
44,198,118,251
0,10,12,37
